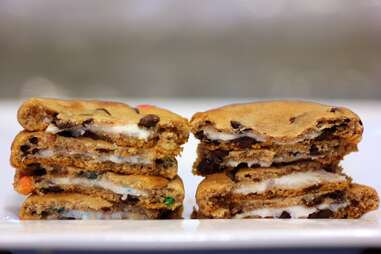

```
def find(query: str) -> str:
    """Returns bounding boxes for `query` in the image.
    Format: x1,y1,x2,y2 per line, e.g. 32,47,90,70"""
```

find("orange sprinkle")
17,176,34,195
137,104,153,109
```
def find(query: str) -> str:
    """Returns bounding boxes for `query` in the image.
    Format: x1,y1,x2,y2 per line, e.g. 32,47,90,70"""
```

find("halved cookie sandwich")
11,131,178,178
191,100,378,219
18,98,190,153
191,101,362,176
14,167,184,211
194,173,378,219
20,193,183,220
12,97,190,220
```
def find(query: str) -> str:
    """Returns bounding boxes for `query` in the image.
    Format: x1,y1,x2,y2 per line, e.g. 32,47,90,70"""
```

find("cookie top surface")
18,97,189,132
191,100,362,143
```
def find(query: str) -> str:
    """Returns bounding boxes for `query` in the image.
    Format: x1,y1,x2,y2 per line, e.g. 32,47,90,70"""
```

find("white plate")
0,99,380,250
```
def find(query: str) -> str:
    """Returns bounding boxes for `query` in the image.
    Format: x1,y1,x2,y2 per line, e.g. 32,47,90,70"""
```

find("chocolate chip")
289,117,296,124
303,184,322,193
236,162,249,169
195,131,206,140
158,209,172,219
309,144,320,156
40,211,48,218
308,209,333,219
55,121,76,129
156,157,176,168
57,131,75,137
279,211,291,219
31,148,39,155
41,186,63,193
329,107,339,113
232,137,258,149
138,114,160,128
133,107,140,114
31,164,46,176
101,207,112,212
351,200,359,206
96,148,112,153
82,131,101,140
315,126,337,141
95,108,111,116
126,195,139,204
197,150,228,174
327,190,345,203
230,121,242,129
79,171,98,180
359,120,363,126
20,144,30,154
82,118,94,126
29,137,39,144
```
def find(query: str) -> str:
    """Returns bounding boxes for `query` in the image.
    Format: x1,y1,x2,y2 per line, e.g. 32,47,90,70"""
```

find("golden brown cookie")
18,98,190,152
19,193,183,220
190,101,362,175
195,171,352,217
193,141,352,176
14,167,184,211
11,131,178,179
195,180,379,219
191,100,363,144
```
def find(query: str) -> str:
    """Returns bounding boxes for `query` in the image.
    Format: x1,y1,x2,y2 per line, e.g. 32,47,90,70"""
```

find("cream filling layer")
225,159,271,168
46,123,152,140
59,210,145,220
233,170,346,195
52,176,148,198
37,149,152,165
233,202,348,219
202,126,265,142
201,126,321,144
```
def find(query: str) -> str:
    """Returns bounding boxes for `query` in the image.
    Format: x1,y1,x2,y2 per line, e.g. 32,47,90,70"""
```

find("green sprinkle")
164,196,175,207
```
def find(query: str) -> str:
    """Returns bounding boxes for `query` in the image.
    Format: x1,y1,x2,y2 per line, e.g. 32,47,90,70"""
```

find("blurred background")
1,0,381,99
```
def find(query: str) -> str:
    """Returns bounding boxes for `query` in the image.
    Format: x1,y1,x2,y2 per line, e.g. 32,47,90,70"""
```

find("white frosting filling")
225,153,322,168
225,160,270,168
58,210,146,220
96,154,151,165
233,171,346,195
46,123,152,140
201,126,322,144
202,126,264,142
233,202,348,219
52,176,147,198
37,149,152,165
91,124,152,140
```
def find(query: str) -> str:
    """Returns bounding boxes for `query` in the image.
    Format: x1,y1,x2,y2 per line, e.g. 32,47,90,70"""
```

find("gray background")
0,0,381,99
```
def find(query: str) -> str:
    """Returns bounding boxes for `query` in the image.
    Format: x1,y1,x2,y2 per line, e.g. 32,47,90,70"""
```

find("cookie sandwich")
191,101,379,218
11,98,189,220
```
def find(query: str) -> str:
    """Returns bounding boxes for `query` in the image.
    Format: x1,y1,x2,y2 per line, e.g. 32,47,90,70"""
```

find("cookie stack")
11,98,189,220
191,101,379,219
